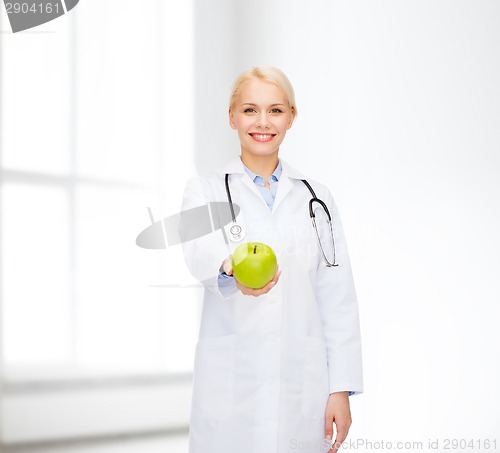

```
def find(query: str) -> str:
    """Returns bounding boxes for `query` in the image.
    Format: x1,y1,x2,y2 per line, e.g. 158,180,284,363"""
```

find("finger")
332,425,350,452
223,263,232,274
324,419,334,445
242,282,274,297
235,270,280,296
247,286,272,297
263,268,281,289
259,276,278,293
222,256,233,274
324,405,335,451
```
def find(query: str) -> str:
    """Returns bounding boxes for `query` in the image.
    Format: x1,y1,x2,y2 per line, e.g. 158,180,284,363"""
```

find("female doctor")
180,67,363,453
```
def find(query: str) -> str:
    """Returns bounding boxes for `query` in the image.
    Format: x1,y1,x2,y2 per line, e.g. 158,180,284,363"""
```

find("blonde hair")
228,66,297,117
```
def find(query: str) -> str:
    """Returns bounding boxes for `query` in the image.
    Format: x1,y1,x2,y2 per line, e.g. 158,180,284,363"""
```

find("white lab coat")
180,156,363,453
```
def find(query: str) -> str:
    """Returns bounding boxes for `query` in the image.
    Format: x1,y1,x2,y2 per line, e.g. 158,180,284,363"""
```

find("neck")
240,151,279,180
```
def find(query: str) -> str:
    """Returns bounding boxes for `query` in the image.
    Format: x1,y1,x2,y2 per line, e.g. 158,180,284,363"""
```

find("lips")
249,133,276,143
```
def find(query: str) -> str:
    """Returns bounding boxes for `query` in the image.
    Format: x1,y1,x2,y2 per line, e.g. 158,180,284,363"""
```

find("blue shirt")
242,159,282,210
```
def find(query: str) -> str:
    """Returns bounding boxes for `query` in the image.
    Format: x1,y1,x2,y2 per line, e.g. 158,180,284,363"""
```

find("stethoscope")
224,174,339,267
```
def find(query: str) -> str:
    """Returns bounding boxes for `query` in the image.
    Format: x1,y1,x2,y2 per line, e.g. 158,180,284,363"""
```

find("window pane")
0,0,197,378
1,183,71,364
75,185,197,373
74,0,161,184
0,17,71,174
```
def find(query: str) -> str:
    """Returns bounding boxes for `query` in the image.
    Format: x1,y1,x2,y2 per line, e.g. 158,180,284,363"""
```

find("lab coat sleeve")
315,188,364,396
179,175,239,299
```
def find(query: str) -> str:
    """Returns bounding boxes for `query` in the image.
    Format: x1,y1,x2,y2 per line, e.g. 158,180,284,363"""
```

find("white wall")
192,0,500,444
1,0,499,446
192,0,240,174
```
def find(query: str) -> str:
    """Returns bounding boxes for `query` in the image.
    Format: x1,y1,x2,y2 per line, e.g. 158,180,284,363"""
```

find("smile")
249,133,276,143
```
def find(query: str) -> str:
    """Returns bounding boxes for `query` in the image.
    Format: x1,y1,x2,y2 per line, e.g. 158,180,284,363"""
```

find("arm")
179,176,238,299
314,189,363,448
180,175,281,298
315,188,364,395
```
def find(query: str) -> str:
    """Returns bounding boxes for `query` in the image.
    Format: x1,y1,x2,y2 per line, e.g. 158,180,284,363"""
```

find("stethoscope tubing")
225,173,237,222
224,173,338,266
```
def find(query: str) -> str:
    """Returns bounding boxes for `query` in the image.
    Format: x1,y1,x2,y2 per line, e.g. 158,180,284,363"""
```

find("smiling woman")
181,66,363,453
229,70,296,186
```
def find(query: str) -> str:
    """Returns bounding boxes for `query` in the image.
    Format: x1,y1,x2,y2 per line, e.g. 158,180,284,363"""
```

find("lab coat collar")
217,155,307,215
218,155,306,180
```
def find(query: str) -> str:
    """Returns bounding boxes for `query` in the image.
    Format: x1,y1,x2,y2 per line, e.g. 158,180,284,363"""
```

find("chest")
217,180,319,270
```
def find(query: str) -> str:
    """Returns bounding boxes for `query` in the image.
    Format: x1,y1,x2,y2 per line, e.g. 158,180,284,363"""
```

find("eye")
270,108,283,114
244,108,256,113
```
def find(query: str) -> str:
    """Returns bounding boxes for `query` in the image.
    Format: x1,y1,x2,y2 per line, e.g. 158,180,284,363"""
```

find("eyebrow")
241,103,286,107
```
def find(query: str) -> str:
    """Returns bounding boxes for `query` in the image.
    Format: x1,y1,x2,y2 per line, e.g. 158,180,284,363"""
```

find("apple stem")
253,245,257,254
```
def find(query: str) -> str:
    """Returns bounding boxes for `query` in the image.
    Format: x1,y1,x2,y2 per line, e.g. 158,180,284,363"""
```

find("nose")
256,111,270,129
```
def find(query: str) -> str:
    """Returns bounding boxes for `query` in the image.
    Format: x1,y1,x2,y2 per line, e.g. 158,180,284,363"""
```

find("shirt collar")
242,159,283,186
218,155,306,180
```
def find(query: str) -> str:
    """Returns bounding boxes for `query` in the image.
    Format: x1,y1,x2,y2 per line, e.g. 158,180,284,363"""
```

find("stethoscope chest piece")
225,173,246,242
229,222,246,242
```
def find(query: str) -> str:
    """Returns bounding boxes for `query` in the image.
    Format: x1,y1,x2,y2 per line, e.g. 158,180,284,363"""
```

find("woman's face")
229,77,294,159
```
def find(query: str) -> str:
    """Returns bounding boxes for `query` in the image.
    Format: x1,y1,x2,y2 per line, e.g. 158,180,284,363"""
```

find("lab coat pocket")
301,336,330,420
191,334,235,421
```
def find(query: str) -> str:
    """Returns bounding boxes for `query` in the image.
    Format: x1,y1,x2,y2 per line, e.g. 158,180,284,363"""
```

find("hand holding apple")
234,267,281,297
221,251,280,297
231,242,278,289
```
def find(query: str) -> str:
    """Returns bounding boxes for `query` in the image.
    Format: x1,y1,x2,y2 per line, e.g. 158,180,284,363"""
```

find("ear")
228,109,237,130
286,108,295,130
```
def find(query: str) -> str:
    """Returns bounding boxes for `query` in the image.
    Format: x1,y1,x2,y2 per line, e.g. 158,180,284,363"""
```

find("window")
0,0,198,380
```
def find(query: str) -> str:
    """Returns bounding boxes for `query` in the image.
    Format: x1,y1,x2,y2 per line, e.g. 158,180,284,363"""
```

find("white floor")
1,432,189,453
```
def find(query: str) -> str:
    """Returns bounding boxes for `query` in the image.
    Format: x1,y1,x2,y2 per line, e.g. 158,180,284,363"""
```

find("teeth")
252,134,273,140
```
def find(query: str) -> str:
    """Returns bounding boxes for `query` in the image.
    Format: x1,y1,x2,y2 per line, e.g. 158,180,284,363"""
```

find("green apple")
232,242,278,289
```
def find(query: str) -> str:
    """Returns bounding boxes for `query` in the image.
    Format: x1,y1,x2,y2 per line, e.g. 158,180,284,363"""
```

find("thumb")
222,255,233,275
